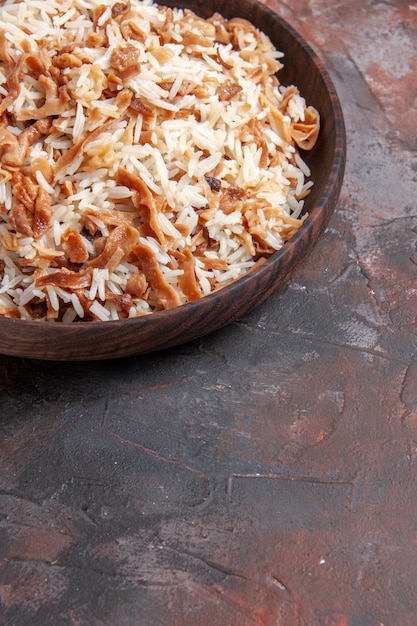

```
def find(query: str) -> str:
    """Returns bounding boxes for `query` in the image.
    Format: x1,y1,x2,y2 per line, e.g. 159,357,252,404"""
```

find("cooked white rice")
0,0,320,321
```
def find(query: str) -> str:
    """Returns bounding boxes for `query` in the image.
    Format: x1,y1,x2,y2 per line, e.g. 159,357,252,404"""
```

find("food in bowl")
0,0,320,322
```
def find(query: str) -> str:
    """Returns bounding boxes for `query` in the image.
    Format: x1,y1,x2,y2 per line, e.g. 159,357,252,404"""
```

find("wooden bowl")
0,0,346,361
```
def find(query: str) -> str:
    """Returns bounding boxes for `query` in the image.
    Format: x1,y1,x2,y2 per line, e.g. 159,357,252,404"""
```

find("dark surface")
0,0,345,361
1,0,417,624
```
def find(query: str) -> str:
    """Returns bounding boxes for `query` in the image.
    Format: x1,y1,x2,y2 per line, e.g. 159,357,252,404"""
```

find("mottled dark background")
1,1,417,624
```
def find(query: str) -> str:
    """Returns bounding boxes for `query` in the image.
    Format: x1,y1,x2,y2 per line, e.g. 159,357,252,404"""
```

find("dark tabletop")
1,1,417,625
